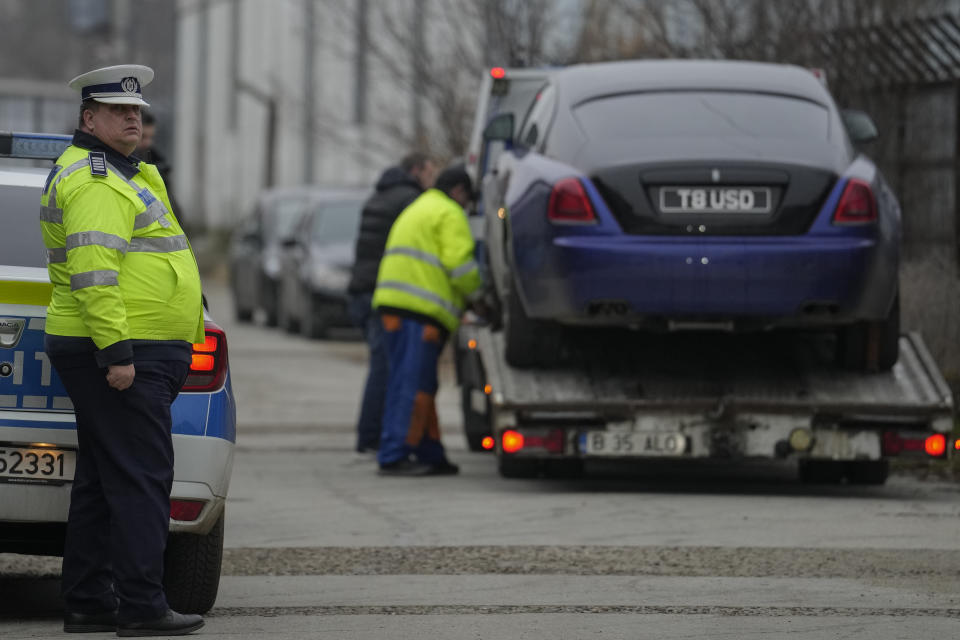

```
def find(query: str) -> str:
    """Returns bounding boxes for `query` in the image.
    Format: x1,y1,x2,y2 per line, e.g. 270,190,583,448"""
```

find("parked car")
481,60,901,371
0,132,236,615
277,187,367,338
229,187,313,325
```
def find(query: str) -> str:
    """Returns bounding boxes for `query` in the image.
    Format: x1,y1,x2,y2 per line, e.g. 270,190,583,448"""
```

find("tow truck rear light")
548,177,597,225
882,431,948,458
481,436,495,450
500,429,564,454
832,178,877,225
925,434,947,457
490,67,506,79
502,430,524,453
955,438,960,451
182,322,229,392
170,499,204,521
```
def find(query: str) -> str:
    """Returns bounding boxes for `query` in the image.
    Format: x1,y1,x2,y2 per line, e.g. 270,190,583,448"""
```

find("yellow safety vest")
373,188,481,332
39,144,204,352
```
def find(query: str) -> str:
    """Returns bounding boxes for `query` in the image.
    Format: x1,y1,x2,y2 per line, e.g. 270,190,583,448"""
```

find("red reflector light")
481,436,495,450
833,178,877,224
925,434,947,457
191,354,215,371
490,67,506,79
183,322,229,392
502,430,524,453
170,499,204,521
523,430,565,454
548,177,597,224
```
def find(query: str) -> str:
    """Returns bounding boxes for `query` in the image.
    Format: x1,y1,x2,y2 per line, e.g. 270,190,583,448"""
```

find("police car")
0,132,236,614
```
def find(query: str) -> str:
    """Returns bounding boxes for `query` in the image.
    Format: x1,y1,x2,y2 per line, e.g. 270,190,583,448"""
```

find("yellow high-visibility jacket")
372,188,481,332
40,142,204,364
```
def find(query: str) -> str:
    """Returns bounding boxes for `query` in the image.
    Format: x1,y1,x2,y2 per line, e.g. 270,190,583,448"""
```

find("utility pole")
411,0,426,147
303,0,316,183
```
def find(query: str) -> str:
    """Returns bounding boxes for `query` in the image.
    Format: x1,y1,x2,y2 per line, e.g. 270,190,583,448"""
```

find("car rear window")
573,91,830,140
0,170,49,268
311,199,364,244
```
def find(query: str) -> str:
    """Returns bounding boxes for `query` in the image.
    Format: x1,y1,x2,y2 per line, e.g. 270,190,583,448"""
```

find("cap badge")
121,77,140,94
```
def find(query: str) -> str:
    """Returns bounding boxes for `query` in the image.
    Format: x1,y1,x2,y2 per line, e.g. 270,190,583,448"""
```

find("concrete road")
3,276,959,639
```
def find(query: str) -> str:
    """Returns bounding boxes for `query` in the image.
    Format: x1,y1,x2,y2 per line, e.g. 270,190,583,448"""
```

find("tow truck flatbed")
456,324,954,481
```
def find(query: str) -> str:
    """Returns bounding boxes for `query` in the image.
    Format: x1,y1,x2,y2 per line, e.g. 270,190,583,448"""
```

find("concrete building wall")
174,0,403,230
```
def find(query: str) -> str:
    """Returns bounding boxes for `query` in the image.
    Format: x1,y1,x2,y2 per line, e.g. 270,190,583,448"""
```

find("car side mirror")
483,113,514,143
842,109,879,145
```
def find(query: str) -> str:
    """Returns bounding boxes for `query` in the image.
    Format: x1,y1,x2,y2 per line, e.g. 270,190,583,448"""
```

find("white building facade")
174,0,420,230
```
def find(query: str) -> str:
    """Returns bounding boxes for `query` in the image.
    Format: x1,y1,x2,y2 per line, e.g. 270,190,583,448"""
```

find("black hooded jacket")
348,167,423,294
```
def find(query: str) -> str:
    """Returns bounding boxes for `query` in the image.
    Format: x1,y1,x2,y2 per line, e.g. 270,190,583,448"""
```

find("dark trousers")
49,352,189,624
377,313,448,466
348,292,387,452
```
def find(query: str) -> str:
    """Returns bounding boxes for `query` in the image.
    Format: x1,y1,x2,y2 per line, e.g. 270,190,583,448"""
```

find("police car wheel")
163,511,225,614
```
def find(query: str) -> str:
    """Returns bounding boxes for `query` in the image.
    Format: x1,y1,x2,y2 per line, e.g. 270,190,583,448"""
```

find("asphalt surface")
2,274,959,639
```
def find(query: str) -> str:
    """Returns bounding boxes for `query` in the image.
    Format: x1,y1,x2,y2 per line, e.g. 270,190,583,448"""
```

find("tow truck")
456,322,955,483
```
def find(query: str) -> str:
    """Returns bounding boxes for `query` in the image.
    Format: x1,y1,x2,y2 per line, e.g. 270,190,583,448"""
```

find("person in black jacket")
348,152,436,453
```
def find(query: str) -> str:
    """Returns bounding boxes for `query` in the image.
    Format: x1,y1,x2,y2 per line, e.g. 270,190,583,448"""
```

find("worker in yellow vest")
39,64,205,636
372,166,482,475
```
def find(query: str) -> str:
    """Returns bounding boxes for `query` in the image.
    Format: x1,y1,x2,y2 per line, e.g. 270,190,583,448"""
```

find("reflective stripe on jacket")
40,144,205,351
372,188,481,332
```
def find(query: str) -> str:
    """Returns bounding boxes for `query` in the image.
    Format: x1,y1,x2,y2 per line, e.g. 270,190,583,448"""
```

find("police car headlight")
310,264,349,291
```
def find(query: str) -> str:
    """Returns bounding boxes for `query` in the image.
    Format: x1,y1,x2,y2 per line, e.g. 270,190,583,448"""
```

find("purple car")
481,59,901,370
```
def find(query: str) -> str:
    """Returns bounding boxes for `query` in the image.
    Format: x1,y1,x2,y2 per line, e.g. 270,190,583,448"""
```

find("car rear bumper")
0,428,234,545
520,234,889,325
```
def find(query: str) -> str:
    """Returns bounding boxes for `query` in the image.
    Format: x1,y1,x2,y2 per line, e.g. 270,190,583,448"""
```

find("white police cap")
68,64,154,106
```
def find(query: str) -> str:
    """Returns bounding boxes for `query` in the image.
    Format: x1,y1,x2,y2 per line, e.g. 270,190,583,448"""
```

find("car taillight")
832,178,877,224
182,322,228,392
548,177,597,225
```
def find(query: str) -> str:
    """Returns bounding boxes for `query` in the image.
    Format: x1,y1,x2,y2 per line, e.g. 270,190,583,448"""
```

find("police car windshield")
1,168,50,268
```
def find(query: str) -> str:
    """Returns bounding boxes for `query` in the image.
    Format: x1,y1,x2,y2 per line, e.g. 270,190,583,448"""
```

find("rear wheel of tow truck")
798,460,845,484
846,460,889,485
461,385,491,452
839,294,900,372
163,511,225,615
498,456,541,478
504,282,561,368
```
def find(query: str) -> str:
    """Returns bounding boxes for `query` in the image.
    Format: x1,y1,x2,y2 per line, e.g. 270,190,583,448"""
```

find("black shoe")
117,610,204,637
426,460,460,475
64,610,117,633
378,458,433,476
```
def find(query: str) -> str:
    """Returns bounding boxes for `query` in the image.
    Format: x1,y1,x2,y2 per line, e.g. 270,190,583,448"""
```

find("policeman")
372,166,482,476
40,65,205,636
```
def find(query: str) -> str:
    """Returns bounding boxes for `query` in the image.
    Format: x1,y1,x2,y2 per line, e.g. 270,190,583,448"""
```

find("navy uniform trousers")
48,350,189,624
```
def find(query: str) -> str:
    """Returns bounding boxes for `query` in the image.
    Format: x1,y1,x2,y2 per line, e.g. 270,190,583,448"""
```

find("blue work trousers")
348,292,387,452
377,313,448,466
48,351,189,624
